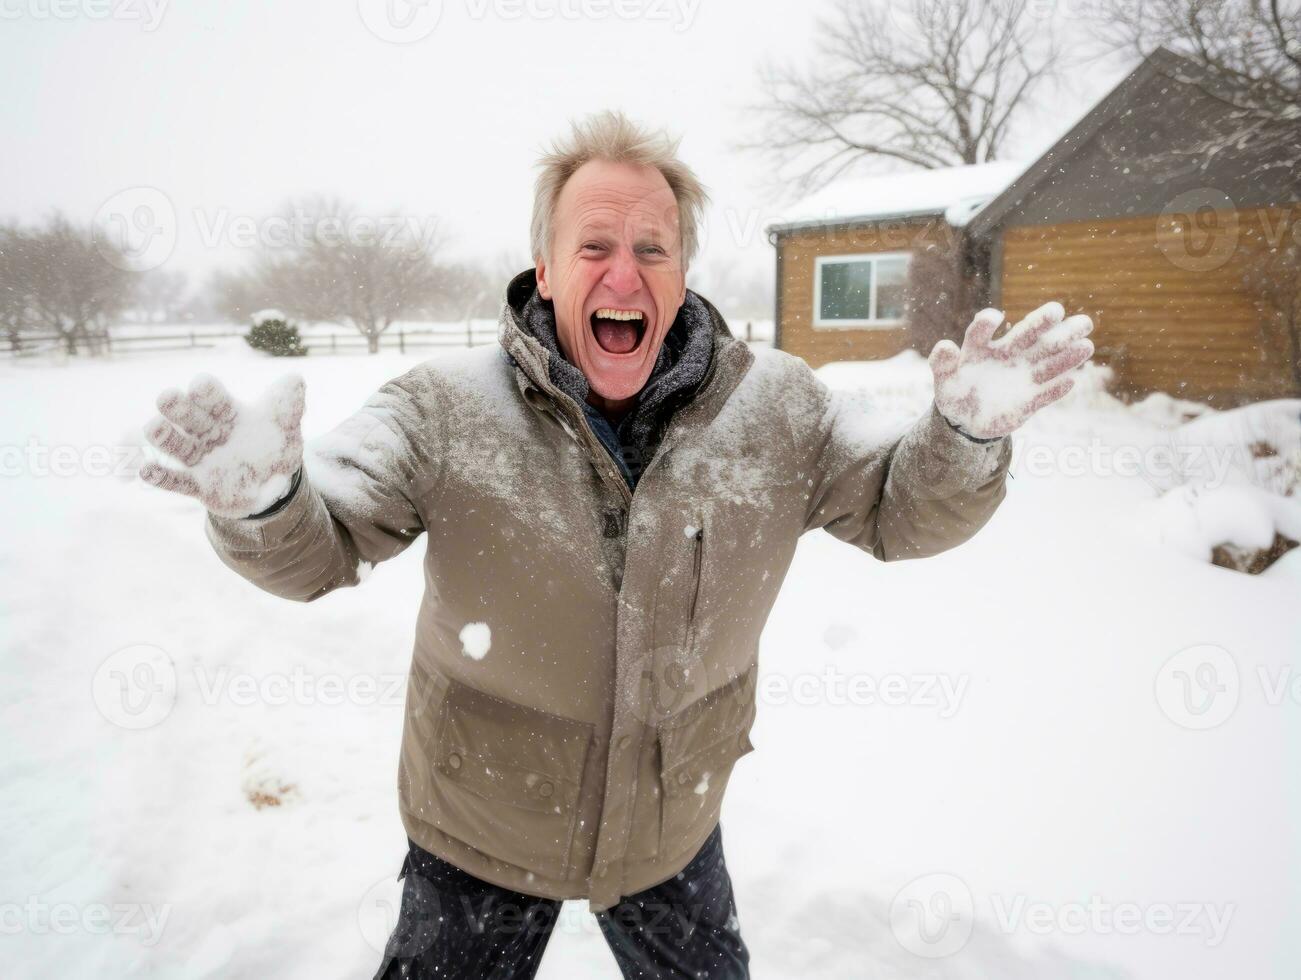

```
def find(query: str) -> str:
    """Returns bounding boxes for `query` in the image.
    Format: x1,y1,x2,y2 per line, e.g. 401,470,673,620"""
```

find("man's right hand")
139,373,306,518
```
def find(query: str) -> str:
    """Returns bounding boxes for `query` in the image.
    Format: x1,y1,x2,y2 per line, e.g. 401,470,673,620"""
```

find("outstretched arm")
139,373,429,601
805,303,1093,560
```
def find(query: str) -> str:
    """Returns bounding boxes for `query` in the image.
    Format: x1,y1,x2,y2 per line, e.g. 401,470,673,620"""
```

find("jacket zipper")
688,526,704,623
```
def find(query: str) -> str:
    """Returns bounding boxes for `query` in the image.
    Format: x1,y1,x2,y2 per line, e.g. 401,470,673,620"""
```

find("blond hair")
530,110,709,269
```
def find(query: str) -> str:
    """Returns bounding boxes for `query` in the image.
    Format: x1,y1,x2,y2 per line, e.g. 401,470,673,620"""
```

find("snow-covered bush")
245,309,307,357
1153,399,1301,573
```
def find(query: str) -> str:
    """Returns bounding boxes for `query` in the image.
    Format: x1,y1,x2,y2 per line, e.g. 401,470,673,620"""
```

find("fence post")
746,321,752,342
466,318,473,348
399,329,406,354
330,333,336,353
189,330,195,348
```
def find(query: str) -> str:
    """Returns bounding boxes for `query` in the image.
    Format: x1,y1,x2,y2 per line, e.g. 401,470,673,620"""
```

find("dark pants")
374,824,750,979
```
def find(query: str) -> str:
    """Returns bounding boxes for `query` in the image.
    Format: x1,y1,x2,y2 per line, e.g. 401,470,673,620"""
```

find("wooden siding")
998,210,1298,405
776,219,951,368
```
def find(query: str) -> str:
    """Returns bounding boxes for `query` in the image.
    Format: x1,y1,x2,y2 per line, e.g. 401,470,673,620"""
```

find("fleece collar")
501,268,716,455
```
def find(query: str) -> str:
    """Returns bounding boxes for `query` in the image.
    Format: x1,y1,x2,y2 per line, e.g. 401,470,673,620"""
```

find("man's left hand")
928,302,1094,440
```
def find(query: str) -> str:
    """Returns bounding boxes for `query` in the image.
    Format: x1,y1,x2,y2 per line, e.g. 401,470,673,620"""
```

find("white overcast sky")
0,0,1129,290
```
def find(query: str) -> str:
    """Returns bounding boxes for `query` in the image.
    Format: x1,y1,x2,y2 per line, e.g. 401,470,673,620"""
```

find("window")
813,252,910,328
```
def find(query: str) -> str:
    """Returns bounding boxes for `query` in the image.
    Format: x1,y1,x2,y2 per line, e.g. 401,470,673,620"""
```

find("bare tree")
689,259,775,323
204,267,281,324
257,198,445,353
903,230,988,356
0,223,29,350
1242,238,1301,394
135,268,189,323
746,0,1060,192
1089,0,1300,164
2,215,135,354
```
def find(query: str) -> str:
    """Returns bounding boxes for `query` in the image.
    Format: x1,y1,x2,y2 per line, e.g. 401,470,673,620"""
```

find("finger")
1028,313,1094,358
1002,301,1065,354
1025,376,1076,416
963,308,1003,350
189,374,235,423
139,461,203,498
1059,312,1093,340
144,414,205,465
928,339,961,380
1031,340,1094,384
157,387,220,436
268,374,307,429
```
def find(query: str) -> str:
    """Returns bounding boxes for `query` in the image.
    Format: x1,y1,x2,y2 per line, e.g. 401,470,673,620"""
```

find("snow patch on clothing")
459,622,492,660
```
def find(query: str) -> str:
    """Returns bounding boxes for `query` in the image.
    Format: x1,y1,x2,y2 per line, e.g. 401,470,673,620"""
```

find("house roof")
765,160,1026,238
965,48,1224,239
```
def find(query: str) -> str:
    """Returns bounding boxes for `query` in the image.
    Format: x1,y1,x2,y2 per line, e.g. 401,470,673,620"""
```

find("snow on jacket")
204,271,1013,910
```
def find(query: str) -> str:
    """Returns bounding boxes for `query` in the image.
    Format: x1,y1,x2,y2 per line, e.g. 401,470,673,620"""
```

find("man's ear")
535,258,552,300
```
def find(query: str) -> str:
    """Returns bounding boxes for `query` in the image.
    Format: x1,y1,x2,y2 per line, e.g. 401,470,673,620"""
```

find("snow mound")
250,309,288,326
1152,483,1301,563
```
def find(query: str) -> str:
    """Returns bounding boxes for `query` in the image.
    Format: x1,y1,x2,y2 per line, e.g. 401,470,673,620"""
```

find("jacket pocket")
655,667,756,859
428,678,593,881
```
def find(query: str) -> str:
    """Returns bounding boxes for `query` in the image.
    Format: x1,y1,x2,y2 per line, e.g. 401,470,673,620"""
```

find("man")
139,111,1093,978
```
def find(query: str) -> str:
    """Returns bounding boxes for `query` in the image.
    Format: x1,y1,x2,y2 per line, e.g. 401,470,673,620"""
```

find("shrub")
246,312,307,357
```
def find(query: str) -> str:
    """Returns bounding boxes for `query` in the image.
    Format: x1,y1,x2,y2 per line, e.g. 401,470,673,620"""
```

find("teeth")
594,308,644,321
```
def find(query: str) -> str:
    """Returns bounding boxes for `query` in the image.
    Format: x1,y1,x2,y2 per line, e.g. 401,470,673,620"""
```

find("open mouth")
590,308,646,355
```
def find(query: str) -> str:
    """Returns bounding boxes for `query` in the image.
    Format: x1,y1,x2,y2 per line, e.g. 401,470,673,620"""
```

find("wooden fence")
5,321,770,358
4,325,502,358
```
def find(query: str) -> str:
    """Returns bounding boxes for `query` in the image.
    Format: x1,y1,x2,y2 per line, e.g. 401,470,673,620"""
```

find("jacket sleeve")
802,376,1012,562
204,376,435,601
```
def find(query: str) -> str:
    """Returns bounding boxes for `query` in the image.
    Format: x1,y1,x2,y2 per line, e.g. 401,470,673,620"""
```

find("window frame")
811,251,911,330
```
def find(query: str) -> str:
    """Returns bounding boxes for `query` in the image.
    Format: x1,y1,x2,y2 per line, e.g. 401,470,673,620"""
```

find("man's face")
536,159,687,414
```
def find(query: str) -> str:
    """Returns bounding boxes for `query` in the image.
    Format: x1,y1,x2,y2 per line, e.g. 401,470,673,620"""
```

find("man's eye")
639,245,666,257
581,242,606,253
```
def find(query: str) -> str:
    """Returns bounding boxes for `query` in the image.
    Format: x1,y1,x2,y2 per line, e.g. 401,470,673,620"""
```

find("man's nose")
602,246,642,296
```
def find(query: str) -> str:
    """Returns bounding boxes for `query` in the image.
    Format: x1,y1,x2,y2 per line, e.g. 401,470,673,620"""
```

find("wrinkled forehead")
555,161,681,242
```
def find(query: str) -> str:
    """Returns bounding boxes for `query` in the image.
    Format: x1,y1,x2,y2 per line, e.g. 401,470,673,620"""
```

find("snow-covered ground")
1,340,1297,979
